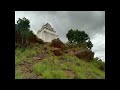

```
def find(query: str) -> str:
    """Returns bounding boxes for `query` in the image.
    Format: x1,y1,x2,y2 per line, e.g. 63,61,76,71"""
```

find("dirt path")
15,53,49,79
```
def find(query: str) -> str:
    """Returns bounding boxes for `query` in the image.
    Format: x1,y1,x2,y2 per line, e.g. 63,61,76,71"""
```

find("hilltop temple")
37,23,58,42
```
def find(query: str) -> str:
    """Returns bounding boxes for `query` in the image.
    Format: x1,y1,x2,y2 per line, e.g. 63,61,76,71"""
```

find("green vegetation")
15,69,24,79
15,17,105,79
66,29,93,49
15,17,44,48
15,47,37,65
15,44,105,79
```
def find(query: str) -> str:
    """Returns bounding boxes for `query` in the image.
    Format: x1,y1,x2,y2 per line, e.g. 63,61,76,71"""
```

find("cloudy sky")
15,11,105,61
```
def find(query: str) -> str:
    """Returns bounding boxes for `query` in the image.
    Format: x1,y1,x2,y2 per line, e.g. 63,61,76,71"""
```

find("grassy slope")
15,44,105,79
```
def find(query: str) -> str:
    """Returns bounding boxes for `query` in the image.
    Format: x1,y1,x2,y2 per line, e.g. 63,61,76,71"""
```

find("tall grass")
15,47,37,65
15,44,105,79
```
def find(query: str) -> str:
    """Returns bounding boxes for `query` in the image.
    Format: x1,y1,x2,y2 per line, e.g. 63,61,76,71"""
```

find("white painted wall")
37,28,58,42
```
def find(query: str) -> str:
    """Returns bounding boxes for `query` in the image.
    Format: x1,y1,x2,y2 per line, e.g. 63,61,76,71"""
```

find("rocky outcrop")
50,38,65,50
74,48,94,61
52,48,63,56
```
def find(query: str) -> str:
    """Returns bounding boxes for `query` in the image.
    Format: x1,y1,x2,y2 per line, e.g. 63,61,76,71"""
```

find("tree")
15,17,44,48
66,29,74,43
66,29,93,49
15,24,22,44
86,40,93,49
17,17,30,31
16,17,30,46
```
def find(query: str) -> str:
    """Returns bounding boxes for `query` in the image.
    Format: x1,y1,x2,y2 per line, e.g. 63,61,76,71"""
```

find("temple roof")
37,23,56,34
42,23,55,31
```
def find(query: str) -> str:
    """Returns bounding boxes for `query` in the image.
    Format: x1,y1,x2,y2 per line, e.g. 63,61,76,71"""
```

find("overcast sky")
15,11,105,61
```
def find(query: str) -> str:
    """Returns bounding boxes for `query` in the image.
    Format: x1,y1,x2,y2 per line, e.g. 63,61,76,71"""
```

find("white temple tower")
37,23,58,42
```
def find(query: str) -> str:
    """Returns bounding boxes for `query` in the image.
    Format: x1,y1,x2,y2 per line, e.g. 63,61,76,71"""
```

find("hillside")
15,42,105,79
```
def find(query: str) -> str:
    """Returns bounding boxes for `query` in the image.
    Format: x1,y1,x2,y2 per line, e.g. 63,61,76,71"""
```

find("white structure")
37,23,58,42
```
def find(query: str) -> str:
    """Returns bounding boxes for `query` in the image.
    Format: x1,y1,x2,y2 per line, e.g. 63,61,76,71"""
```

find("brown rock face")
74,48,94,61
52,48,63,56
50,38,65,50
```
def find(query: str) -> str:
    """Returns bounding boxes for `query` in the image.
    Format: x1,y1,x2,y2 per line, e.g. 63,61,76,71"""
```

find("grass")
15,69,24,79
42,70,66,79
33,54,105,79
15,44,105,79
15,47,37,65
15,73,24,79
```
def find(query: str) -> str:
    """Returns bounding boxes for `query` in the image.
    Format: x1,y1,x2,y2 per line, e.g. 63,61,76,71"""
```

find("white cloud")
91,33,105,61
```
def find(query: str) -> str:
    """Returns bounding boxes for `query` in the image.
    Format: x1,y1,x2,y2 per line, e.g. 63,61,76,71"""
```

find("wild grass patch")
15,69,24,79
42,70,66,79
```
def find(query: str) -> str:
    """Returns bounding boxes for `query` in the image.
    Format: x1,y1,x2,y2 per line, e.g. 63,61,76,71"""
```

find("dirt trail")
16,53,48,79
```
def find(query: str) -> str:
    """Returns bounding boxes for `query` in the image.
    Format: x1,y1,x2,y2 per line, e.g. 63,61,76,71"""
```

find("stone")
52,48,63,56
50,38,65,50
74,48,94,61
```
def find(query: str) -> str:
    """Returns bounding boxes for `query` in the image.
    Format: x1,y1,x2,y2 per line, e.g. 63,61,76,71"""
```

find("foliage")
15,17,44,48
66,29,93,49
15,44,105,79
87,40,93,49
66,29,75,43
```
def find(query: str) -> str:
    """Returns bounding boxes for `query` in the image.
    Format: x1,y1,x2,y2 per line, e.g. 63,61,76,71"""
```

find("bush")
98,63,105,71
90,59,105,71
65,42,77,48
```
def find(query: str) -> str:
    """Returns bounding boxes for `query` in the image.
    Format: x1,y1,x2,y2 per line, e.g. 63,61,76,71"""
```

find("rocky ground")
15,39,105,79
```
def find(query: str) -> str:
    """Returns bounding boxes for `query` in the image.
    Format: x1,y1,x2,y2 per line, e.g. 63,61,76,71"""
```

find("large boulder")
52,48,63,56
50,38,65,50
74,48,94,61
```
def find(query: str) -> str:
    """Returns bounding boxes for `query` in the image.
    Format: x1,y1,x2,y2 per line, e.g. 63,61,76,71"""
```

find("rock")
50,38,65,50
50,38,65,56
68,50,75,56
74,48,94,61
52,48,63,56
33,53,46,60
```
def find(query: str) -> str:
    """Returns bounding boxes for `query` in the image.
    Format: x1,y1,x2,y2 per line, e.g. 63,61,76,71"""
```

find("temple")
37,23,58,42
